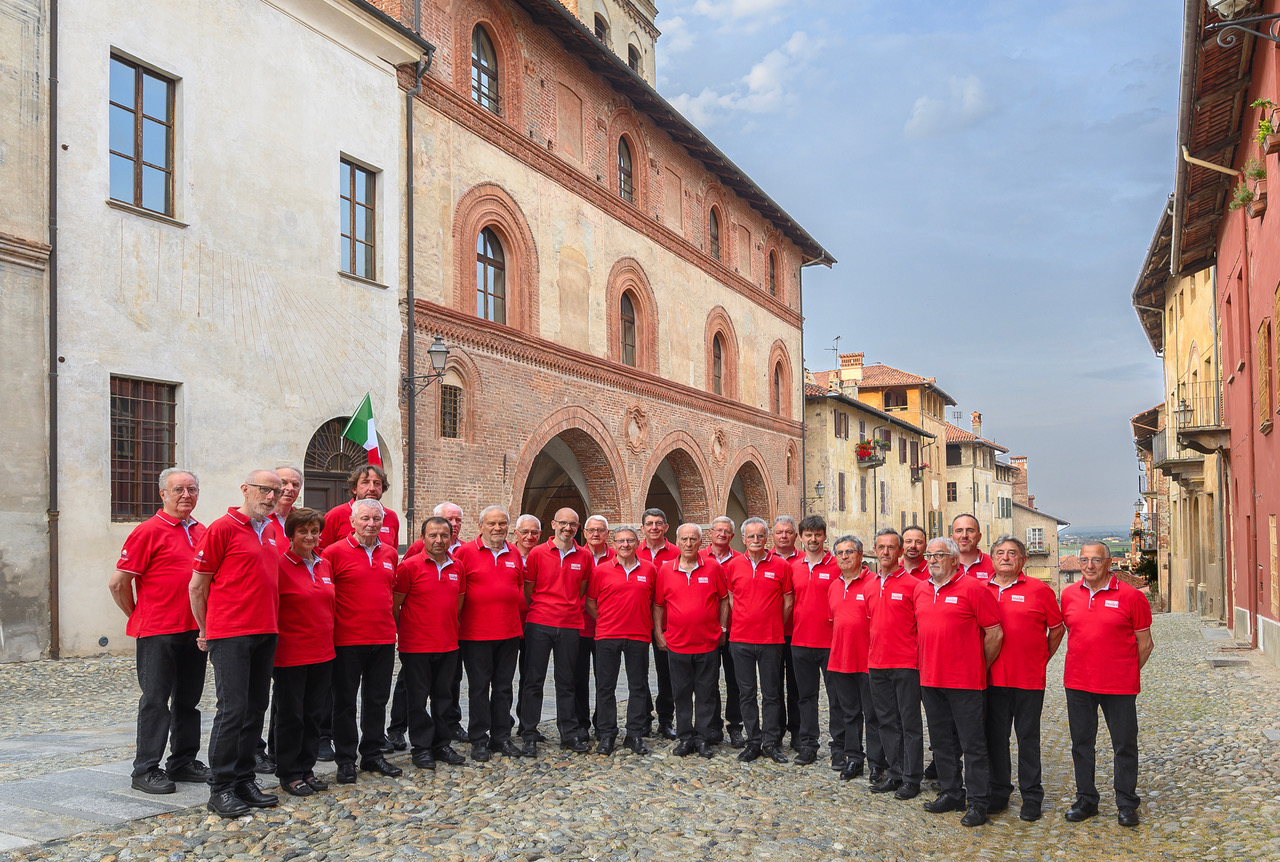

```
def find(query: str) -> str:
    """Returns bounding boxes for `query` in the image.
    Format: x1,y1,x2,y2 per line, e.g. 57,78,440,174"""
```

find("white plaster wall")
55,0,413,654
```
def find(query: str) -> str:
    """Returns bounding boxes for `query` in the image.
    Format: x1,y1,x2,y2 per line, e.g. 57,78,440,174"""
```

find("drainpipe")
798,254,824,518
47,0,60,659
403,51,432,539
1210,265,1231,623
1237,208,1261,649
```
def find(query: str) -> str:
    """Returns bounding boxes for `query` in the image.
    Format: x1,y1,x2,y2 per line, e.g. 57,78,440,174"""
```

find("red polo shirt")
639,540,679,569
394,553,463,653
582,547,616,638
588,557,655,641
774,548,799,635
275,552,336,667
1061,576,1152,695
193,508,281,639
454,538,524,640
914,573,1001,689
725,552,793,645
900,559,929,581
266,512,290,553
654,558,727,654
524,539,594,629
117,510,206,637
987,573,1064,690
318,500,400,551
959,552,995,582
700,547,740,566
326,534,397,646
866,570,919,670
789,553,840,648
828,569,874,673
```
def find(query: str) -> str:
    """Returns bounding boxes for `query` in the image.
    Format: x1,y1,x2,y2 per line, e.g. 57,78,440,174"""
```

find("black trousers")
400,649,459,756
870,667,923,783
1065,688,1141,809
460,638,519,746
518,623,582,742
985,686,1046,805
790,645,829,751
779,637,800,742
829,670,884,769
133,630,207,777
272,660,331,782
574,636,596,734
710,635,743,739
594,638,650,739
729,642,783,747
644,637,674,726
388,665,408,735
207,633,276,793
668,649,720,742
921,686,990,807
332,643,395,765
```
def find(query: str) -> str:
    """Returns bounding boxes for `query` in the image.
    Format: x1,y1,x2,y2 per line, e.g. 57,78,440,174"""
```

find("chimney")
1010,455,1029,506
1028,494,1036,509
838,352,864,388
971,411,983,438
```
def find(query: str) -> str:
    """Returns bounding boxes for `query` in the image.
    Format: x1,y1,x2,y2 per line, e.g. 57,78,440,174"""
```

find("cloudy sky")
654,0,1181,529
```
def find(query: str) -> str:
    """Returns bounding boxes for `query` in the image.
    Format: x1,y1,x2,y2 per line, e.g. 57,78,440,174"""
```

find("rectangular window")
946,482,957,503
860,475,867,512
838,472,847,512
899,438,907,464
910,440,919,466
1026,527,1045,553
111,376,177,521
1260,319,1273,430
901,511,906,531
340,159,377,280
440,384,461,439
880,481,888,515
859,419,866,438
109,55,175,215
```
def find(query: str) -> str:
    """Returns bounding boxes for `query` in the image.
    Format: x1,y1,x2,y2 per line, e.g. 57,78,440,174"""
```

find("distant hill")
1062,526,1131,542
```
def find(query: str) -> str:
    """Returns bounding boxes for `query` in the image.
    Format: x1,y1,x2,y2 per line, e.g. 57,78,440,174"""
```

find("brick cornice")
0,231,51,271
412,299,804,436
408,70,803,329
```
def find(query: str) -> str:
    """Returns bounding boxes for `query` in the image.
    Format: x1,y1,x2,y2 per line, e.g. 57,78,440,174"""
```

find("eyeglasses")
164,486,199,496
246,483,283,497
1079,557,1108,565
922,552,954,561
833,550,860,557
554,520,580,529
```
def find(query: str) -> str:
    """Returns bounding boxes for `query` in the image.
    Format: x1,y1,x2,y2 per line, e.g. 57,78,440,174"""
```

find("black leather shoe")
923,793,967,814
870,777,902,794
361,756,403,777
1117,807,1140,827
280,779,313,797
560,737,590,753
696,740,714,759
1018,801,1042,822
317,738,335,762
498,739,530,758
830,752,848,771
728,728,746,749
336,762,357,784
894,782,921,800
471,744,491,762
868,766,886,784
737,743,762,762
533,730,549,743
923,760,938,780
793,748,817,766
960,805,989,827
412,753,436,770
386,730,408,752
303,774,328,792
623,736,651,755
672,739,694,757
207,789,250,818
1065,799,1099,822
987,797,1009,815
450,725,469,743
657,722,678,740
253,752,276,775
166,760,210,783
235,781,278,808
761,744,788,764
839,760,864,781
433,746,466,765
131,768,176,794
596,736,617,755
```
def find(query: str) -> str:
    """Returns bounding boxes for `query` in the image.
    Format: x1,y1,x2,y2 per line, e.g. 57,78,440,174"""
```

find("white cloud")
660,15,696,54
690,0,790,21
669,31,820,125
903,74,994,139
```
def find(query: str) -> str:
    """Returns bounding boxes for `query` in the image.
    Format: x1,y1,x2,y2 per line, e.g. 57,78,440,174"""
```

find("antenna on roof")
952,410,963,424
826,335,841,358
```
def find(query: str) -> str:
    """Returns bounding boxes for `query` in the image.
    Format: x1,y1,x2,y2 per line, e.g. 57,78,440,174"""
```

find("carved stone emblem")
625,405,650,454
711,428,728,465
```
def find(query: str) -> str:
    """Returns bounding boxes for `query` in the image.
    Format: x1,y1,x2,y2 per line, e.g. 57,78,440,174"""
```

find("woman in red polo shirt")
273,508,336,796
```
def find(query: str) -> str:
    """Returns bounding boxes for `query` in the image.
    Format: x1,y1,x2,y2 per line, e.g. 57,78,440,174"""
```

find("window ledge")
106,199,187,228
338,270,389,291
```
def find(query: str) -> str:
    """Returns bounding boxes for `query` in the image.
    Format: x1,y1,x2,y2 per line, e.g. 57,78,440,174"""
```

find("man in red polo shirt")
325,499,401,784
866,527,924,797
915,537,1003,827
827,533,883,781
577,515,613,741
654,523,727,758
189,470,285,817
587,526,655,755
901,526,929,579
455,506,529,762
1061,541,1154,828
519,507,594,752
266,466,302,548
725,517,793,764
703,516,745,748
318,464,400,551
638,508,678,740
951,514,994,580
983,535,1064,822
771,516,803,751
393,516,466,771
111,468,210,795
788,514,839,765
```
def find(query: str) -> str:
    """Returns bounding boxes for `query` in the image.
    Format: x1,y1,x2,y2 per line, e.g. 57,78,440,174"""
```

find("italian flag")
342,393,382,467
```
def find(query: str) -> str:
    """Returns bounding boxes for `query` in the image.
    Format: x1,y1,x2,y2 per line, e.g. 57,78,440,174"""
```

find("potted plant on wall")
1253,98,1280,155
1246,156,1267,218
1229,180,1256,213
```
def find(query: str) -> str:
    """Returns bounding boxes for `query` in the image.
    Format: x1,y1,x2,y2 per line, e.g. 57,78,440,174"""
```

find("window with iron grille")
441,384,462,439
109,56,175,215
618,137,634,203
111,376,177,521
340,159,376,279
946,482,957,503
471,25,500,115
628,45,641,73
595,14,609,41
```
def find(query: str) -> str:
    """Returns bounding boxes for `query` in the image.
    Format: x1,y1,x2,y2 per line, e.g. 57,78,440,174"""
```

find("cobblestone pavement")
1,614,1279,861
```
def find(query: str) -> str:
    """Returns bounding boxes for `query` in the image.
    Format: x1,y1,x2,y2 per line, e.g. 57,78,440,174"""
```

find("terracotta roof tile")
809,360,956,406
1059,554,1081,572
943,422,1010,453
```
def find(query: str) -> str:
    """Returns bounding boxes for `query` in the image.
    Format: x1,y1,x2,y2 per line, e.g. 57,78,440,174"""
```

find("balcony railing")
1171,379,1222,430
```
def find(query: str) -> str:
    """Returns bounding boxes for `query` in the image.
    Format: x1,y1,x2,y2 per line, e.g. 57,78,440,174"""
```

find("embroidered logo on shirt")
268,539,277,546
505,562,516,568
890,593,903,600
120,549,129,559
449,574,458,581
765,572,777,579
698,577,709,584
1011,595,1025,603
321,577,332,584
570,564,582,570
944,596,959,604
819,573,831,580
637,576,648,582
1105,599,1120,609
383,562,393,570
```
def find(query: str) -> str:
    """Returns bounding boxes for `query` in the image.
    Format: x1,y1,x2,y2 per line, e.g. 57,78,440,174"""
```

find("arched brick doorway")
725,455,772,552
302,417,392,513
641,434,713,541
516,426,624,541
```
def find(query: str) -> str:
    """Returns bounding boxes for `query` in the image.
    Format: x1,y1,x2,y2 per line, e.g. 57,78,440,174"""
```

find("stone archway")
512,408,627,535
302,417,392,513
641,431,714,541
724,451,773,550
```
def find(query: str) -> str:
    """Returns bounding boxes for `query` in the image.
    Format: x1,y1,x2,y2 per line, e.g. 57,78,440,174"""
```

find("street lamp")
1175,397,1193,429
401,334,451,399
1205,0,1280,46
802,480,825,515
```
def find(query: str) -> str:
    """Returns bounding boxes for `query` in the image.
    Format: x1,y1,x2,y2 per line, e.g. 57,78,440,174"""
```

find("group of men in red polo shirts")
113,463,1154,828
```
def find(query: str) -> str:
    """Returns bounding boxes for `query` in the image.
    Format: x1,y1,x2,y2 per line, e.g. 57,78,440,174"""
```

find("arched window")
476,227,506,324
594,14,609,41
471,25,500,115
709,208,721,260
440,384,462,438
618,137,634,203
773,363,782,414
712,334,724,395
768,251,778,295
620,291,637,367
628,45,641,73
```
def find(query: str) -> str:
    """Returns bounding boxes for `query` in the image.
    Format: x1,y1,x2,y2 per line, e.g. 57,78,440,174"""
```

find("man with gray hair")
638,507,678,739
111,468,209,794
577,515,614,737
702,515,745,747
771,515,802,749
